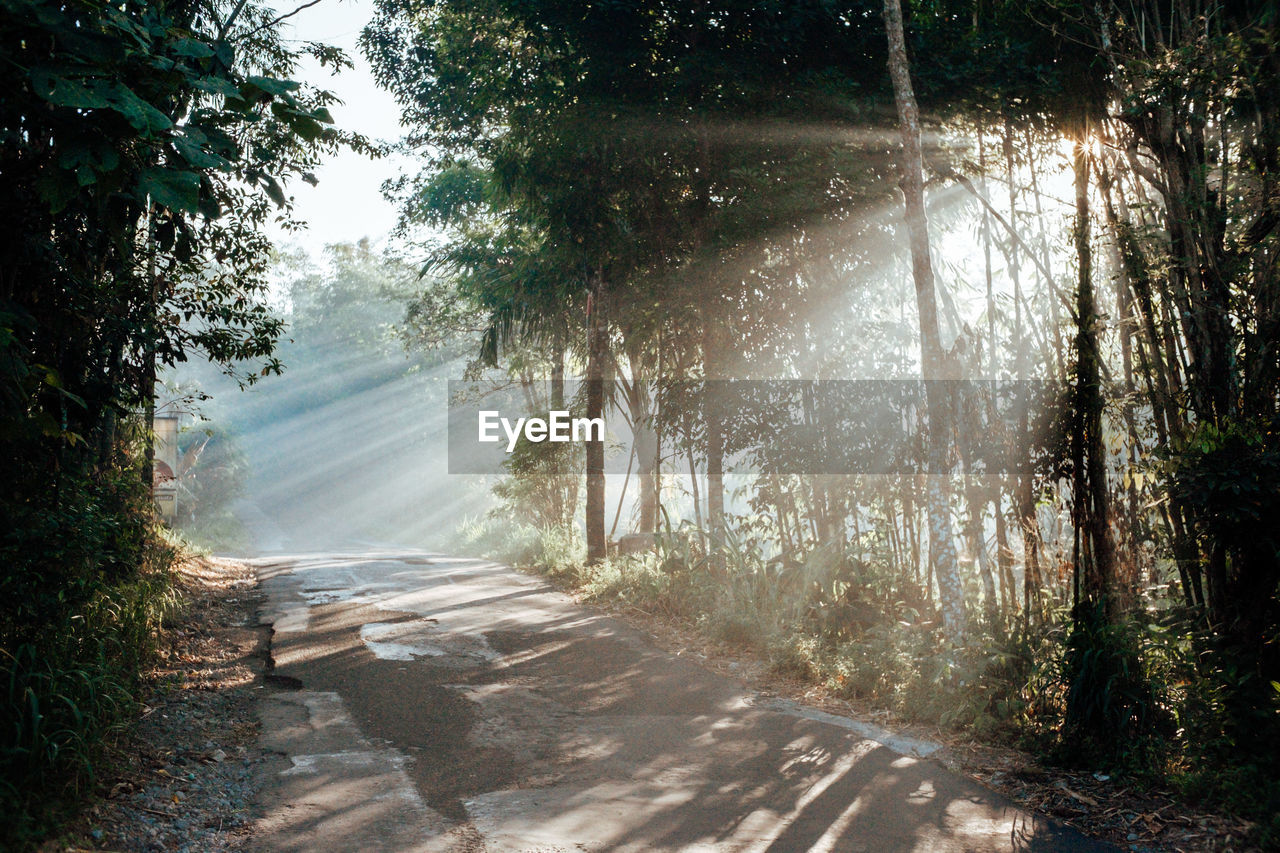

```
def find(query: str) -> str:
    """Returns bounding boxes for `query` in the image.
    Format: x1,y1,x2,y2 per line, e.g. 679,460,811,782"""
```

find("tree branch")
239,0,327,40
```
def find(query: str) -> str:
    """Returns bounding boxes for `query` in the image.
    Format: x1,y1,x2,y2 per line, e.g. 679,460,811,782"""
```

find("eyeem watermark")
448,379,1061,475
478,410,604,452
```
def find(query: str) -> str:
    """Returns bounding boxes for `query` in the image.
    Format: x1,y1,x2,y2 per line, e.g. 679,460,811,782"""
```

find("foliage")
450,515,585,573
1058,602,1163,765
283,240,429,358
0,0,351,843
1171,419,1280,552
173,418,250,553
1,0,352,442
0,467,176,849
492,434,582,530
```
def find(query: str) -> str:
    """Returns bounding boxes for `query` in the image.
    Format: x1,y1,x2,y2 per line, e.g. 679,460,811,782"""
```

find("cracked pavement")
247,550,1113,852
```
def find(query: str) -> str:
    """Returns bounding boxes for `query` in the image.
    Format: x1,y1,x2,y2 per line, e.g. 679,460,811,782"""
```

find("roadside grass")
176,508,250,555
1,524,178,850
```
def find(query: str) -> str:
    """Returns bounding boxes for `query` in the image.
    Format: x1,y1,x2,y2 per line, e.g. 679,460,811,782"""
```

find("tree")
882,0,966,643
365,0,885,562
0,0,351,835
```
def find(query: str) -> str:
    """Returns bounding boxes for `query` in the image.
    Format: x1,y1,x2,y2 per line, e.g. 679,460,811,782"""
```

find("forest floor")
587,599,1263,853
37,553,1260,853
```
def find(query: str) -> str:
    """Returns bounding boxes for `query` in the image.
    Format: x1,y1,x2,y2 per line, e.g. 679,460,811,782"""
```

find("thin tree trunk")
883,0,967,642
636,415,659,534
703,324,725,570
980,128,996,375
622,354,660,534
907,481,924,592
551,342,565,409
773,474,793,555
141,210,159,491
966,476,998,624
1027,129,1066,377
610,443,635,539
994,492,1015,615
687,446,704,550
586,275,607,564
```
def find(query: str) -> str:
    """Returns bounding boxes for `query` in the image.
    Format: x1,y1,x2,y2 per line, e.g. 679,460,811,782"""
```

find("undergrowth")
0,465,178,850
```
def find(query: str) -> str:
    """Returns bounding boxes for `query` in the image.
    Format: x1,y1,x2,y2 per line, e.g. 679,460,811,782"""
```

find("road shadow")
255,554,1114,852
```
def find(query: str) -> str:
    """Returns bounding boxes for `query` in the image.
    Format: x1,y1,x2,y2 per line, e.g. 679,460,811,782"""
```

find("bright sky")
267,0,412,260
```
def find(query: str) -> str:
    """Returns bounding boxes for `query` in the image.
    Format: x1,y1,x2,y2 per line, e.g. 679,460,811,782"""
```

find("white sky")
266,0,412,260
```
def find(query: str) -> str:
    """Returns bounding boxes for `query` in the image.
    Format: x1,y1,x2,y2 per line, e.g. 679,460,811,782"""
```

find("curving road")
247,551,1113,852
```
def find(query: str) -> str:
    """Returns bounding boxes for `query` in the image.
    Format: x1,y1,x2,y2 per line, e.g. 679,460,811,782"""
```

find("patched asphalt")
248,551,1114,852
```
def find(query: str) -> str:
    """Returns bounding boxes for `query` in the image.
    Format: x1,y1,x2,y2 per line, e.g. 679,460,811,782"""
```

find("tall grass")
0,469,178,850
451,514,585,573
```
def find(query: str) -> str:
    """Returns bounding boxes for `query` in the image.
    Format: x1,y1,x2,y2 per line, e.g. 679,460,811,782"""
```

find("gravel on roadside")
43,554,267,853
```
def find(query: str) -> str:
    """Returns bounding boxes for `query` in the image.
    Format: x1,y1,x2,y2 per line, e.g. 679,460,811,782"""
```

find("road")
248,550,1112,852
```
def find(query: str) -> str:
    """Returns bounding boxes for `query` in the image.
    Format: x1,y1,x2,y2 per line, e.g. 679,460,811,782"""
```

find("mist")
165,241,491,554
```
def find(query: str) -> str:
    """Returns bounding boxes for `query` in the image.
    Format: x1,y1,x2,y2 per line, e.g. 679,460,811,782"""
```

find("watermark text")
478,409,604,452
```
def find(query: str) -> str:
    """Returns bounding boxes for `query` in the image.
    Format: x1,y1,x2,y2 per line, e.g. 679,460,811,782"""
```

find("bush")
0,460,176,849
174,419,250,553
450,514,585,572
491,435,582,530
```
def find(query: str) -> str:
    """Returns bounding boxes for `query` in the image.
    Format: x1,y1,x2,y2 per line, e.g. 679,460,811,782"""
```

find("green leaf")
245,75,302,96
139,168,201,213
197,194,223,219
287,114,324,142
172,38,214,59
194,76,241,98
262,176,287,208
192,124,237,157
213,40,235,68
31,71,110,109
172,133,227,171
104,84,173,135
37,170,80,214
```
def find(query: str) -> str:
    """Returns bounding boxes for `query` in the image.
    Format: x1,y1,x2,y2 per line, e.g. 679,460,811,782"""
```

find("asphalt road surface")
247,550,1113,852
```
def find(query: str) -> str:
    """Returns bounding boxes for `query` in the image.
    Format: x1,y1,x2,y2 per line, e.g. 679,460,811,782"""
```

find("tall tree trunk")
687,446,704,549
623,356,659,535
636,415,659,533
548,339,577,528
1063,124,1140,749
802,383,832,543
1027,129,1066,377
1010,132,1045,623
883,0,967,643
140,209,159,490
906,480,923,590
994,492,1015,615
966,476,998,624
1070,134,1116,615
975,145,1017,617
586,276,607,564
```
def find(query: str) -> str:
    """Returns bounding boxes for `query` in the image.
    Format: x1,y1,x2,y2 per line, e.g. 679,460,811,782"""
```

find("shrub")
0,461,176,849
174,419,250,553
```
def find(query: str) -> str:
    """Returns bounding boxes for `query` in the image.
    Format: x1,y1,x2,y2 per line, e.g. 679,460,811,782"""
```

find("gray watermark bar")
447,379,1061,475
